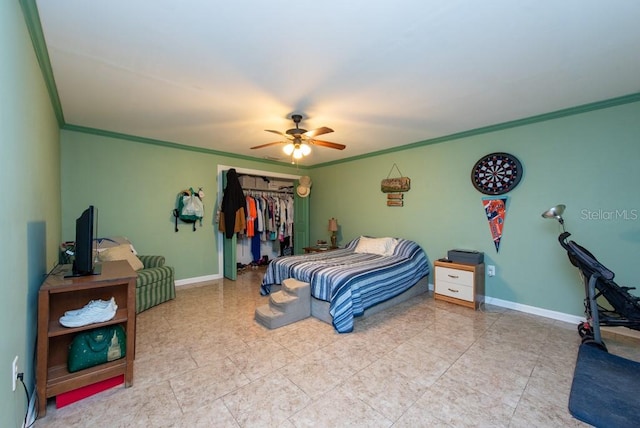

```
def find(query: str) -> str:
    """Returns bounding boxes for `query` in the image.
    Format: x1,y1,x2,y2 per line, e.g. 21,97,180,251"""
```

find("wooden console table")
36,260,137,418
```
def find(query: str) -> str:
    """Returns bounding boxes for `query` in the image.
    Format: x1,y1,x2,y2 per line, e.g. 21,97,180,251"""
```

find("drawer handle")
447,274,459,279
447,288,459,293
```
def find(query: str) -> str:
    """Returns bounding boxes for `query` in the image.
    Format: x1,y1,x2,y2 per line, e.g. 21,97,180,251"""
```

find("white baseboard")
485,296,584,325
174,273,222,287
490,299,640,341
427,281,584,325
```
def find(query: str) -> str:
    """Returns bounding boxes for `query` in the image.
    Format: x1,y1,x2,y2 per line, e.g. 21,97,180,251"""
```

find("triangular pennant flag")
482,196,508,252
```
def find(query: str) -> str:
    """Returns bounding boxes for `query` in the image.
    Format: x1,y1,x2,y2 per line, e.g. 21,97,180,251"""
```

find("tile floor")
36,267,640,427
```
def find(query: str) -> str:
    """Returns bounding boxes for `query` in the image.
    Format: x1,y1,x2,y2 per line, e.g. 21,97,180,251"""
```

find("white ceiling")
35,0,640,166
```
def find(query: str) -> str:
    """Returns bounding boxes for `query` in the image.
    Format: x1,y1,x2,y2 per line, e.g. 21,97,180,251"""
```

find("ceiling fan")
251,114,346,160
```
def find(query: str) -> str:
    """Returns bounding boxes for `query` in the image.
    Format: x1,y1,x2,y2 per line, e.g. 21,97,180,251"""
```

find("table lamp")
328,218,338,247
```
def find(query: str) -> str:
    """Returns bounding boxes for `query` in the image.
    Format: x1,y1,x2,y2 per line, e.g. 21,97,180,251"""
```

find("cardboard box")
269,180,292,191
254,177,269,189
239,175,256,188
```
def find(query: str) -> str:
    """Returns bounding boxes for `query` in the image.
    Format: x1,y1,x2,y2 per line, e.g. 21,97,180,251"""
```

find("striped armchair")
136,255,175,313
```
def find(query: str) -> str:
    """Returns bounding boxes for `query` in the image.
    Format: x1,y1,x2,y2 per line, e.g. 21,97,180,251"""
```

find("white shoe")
64,298,115,316
59,297,118,328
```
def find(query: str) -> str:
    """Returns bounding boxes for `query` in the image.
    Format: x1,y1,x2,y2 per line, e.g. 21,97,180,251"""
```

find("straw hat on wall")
296,176,312,198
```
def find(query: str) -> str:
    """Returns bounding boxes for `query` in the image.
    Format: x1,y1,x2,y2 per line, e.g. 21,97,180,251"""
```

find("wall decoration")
385,192,404,207
381,163,410,193
483,196,508,252
471,152,522,195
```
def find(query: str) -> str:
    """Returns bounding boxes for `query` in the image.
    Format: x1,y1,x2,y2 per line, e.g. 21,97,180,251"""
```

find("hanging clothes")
219,169,246,238
286,196,294,238
246,195,261,262
236,185,294,264
256,195,266,240
245,195,257,238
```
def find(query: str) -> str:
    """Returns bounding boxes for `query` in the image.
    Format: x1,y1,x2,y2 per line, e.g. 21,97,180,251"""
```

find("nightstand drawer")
435,280,474,302
435,266,473,287
433,261,485,310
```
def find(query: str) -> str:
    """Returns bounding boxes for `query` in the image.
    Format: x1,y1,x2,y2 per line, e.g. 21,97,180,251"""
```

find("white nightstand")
434,260,485,309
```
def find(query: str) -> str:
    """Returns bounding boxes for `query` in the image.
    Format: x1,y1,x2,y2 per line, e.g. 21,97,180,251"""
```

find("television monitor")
66,205,101,277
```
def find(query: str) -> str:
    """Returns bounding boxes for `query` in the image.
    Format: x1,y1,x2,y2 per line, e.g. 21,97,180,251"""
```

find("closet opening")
236,174,295,267
216,165,309,280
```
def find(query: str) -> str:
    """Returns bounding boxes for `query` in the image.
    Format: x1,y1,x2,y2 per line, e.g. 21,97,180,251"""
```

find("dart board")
471,152,522,195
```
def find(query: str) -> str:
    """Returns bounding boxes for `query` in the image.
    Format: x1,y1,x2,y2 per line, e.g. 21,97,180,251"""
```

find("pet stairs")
255,278,310,329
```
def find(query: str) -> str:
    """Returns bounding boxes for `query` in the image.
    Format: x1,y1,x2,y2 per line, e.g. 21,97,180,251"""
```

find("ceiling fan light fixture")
252,114,344,156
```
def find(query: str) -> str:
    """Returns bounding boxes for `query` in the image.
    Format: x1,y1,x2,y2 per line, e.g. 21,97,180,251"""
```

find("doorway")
217,165,310,280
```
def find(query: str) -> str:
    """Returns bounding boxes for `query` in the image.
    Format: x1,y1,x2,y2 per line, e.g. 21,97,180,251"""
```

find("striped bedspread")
260,238,430,333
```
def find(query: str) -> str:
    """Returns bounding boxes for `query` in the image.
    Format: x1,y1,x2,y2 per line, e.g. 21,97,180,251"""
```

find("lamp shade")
541,204,566,221
328,218,338,232
541,204,567,232
283,143,294,155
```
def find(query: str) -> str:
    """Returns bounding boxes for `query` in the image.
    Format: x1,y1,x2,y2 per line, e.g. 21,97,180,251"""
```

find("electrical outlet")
487,265,496,277
12,356,18,392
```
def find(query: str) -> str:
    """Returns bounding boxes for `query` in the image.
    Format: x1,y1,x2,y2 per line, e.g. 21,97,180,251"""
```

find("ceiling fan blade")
304,127,334,138
311,139,346,150
266,129,295,142
251,141,284,149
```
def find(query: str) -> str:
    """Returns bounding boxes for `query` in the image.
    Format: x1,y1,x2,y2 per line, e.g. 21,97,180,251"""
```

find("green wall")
60,130,302,280
309,101,640,317
60,100,640,322
1,1,61,424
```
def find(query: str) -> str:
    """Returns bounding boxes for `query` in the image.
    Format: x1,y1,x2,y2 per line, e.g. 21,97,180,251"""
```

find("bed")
260,236,430,333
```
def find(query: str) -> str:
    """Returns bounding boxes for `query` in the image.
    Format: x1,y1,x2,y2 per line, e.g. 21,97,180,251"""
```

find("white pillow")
354,237,398,256
98,244,144,271
383,238,399,256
